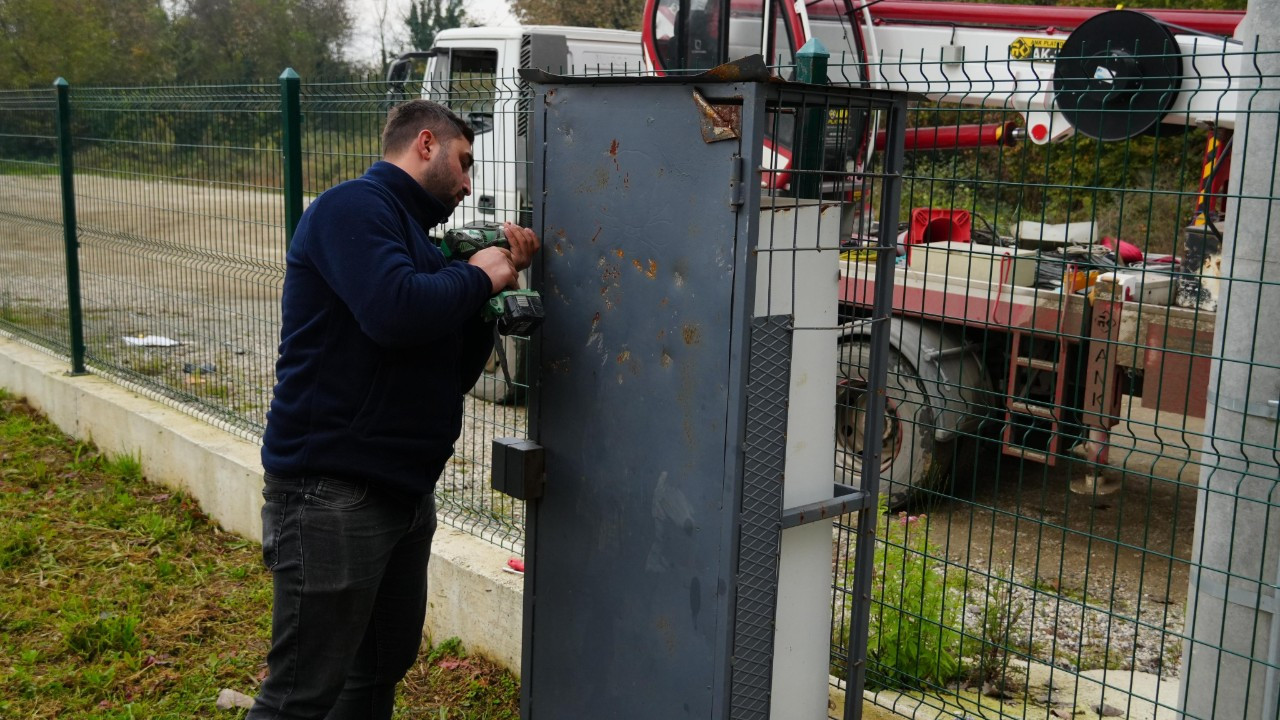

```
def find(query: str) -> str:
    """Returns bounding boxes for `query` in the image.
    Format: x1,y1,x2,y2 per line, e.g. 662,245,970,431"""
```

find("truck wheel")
469,334,527,405
836,336,952,509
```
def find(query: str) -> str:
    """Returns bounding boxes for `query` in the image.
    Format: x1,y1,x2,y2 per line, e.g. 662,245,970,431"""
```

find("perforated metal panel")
731,315,793,719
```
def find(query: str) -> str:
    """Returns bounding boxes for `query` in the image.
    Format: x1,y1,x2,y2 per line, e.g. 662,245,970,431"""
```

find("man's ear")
416,129,437,161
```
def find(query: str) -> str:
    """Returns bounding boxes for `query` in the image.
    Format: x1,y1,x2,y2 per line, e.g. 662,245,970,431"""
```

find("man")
250,99,540,719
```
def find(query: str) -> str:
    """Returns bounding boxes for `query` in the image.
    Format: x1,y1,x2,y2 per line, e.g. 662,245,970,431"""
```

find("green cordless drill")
439,221,544,336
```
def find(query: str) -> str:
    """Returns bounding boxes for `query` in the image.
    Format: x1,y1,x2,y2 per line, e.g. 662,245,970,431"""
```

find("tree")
0,0,172,87
508,0,644,30
169,0,354,83
405,0,470,53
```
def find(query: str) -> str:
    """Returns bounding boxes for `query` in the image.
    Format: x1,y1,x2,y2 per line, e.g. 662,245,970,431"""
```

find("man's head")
382,100,475,213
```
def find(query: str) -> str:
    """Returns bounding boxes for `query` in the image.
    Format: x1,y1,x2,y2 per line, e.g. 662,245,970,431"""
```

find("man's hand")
469,247,517,294
503,222,541,272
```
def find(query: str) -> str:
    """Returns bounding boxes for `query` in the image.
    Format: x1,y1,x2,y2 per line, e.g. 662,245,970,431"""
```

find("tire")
836,335,953,509
469,333,527,405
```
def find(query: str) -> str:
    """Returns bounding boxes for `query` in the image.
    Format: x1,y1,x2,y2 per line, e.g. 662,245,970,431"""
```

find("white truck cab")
387,26,642,233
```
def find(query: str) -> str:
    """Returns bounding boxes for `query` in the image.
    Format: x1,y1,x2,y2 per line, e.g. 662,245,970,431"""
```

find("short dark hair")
381,100,474,157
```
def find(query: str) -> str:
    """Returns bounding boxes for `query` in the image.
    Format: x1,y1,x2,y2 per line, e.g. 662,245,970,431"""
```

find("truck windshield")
650,0,728,71
728,0,794,68
429,48,499,115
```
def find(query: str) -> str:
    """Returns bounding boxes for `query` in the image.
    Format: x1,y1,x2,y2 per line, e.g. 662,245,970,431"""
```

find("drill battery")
439,222,544,336
485,288,544,336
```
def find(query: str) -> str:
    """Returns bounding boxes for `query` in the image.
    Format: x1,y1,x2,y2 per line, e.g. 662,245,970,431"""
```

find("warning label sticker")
1008,37,1066,62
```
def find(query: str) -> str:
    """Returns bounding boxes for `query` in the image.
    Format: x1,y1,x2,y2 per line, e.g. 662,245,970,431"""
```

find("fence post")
795,39,829,199
1177,3,1280,718
280,68,303,248
53,77,86,375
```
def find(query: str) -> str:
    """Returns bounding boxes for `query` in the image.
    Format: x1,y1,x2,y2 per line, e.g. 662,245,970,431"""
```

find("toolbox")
908,240,1039,286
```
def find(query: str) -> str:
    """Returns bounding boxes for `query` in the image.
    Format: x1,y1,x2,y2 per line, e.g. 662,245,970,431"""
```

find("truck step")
1014,356,1059,371
1007,400,1059,420
1001,444,1053,465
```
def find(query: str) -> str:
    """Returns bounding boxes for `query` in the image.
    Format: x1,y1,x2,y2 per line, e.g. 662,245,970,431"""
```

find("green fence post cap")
280,68,299,80
797,38,829,59
53,77,68,87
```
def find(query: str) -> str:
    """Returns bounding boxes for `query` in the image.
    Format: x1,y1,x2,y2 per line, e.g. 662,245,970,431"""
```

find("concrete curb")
0,334,525,673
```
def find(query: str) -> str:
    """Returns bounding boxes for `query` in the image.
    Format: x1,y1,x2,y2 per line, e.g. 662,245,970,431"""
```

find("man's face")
419,135,473,213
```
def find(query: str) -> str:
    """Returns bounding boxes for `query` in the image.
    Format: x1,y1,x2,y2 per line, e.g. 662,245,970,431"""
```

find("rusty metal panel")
523,80,761,719
1142,322,1215,418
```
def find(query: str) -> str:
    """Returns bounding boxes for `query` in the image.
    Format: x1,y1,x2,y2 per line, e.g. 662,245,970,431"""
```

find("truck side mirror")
467,112,495,135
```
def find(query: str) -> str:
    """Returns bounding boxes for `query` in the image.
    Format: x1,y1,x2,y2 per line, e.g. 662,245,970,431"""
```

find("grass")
0,389,519,719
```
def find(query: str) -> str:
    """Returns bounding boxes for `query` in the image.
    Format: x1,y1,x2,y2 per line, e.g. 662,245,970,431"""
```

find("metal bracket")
781,483,874,529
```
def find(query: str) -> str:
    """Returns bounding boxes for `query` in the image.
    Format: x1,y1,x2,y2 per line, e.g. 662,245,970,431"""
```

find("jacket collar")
366,160,452,232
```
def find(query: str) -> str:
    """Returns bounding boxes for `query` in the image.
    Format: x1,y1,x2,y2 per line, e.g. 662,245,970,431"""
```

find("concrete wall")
0,334,525,673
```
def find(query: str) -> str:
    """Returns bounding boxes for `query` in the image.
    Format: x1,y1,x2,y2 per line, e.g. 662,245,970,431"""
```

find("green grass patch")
0,389,521,718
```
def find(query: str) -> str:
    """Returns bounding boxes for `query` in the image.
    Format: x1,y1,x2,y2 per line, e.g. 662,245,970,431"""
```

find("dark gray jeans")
247,474,438,720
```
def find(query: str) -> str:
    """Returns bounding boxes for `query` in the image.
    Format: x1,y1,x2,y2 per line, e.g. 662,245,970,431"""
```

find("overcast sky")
347,0,519,66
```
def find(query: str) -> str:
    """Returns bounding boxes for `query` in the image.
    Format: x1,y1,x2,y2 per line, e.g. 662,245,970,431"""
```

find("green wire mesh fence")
0,88,69,355
823,38,1276,720
0,45,1276,719
65,83,285,438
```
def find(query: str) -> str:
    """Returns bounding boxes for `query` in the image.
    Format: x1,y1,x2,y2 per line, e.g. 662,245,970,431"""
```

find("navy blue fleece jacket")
261,161,495,495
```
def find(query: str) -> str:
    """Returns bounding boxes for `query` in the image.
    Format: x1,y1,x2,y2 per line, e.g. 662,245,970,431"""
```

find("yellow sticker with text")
1009,37,1066,62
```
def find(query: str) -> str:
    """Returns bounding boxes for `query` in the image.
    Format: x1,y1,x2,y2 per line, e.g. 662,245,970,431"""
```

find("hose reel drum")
1053,9,1184,140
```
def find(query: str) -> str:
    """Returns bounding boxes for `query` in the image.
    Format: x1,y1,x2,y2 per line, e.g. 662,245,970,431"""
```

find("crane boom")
642,0,1246,143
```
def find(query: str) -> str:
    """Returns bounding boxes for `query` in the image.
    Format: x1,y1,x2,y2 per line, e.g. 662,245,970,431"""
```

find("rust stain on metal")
617,349,631,364
632,258,643,273
693,90,741,143
614,248,625,259
657,328,666,340
554,242,564,256
660,350,673,368
682,325,701,345
700,55,772,82
591,312,601,330
609,139,619,157
646,260,657,279
555,228,567,239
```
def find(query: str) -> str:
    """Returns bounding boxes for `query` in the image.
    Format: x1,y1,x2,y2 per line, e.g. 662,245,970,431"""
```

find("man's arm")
302,186,498,347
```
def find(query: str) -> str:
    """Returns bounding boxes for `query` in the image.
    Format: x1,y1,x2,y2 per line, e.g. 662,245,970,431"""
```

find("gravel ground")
960,581,1184,678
